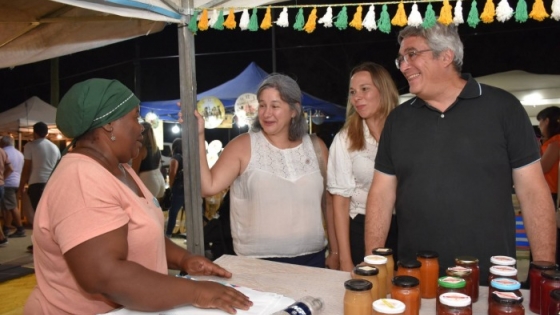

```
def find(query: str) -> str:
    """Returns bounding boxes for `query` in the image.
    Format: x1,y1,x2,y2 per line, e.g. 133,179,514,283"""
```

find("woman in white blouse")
327,62,399,271
195,74,338,269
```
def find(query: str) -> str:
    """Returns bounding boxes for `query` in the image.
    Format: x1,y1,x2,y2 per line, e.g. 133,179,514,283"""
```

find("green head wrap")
56,78,140,139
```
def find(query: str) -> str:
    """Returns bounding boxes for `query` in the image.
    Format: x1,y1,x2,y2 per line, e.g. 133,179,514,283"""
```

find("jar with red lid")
437,276,466,315
391,276,420,315
455,256,479,303
529,261,557,314
374,248,395,293
541,271,560,315
344,279,374,315
489,278,522,303
417,250,439,299
446,266,473,302
489,291,524,315
396,259,422,281
438,292,472,315
366,255,389,299
353,265,380,301
491,256,517,268
549,289,560,315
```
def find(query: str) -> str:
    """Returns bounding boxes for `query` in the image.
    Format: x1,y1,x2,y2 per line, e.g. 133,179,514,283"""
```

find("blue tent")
140,62,346,123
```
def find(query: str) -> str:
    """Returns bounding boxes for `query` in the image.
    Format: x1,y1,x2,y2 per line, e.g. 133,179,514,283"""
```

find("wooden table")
206,255,532,315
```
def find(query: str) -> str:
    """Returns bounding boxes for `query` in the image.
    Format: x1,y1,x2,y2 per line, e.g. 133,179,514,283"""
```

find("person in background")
18,121,60,252
365,23,556,284
0,146,13,246
536,106,560,265
1,135,25,238
166,138,185,237
327,62,399,271
24,78,251,314
195,74,338,269
132,121,166,199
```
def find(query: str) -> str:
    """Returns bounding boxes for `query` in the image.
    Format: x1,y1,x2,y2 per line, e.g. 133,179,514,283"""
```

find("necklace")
118,163,127,178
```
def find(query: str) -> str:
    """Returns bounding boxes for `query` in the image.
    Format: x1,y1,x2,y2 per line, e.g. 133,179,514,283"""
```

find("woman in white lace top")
326,62,399,271
195,74,338,269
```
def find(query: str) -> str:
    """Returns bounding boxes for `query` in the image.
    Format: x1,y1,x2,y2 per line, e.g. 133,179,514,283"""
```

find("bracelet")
330,251,339,255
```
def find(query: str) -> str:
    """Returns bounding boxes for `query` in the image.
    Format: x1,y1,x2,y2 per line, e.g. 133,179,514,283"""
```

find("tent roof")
0,96,59,133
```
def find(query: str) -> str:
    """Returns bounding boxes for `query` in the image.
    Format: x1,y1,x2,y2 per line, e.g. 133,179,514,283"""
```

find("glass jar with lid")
344,279,374,315
353,265,380,301
489,291,524,315
396,259,421,281
489,265,518,283
391,276,420,315
373,298,406,315
489,278,522,303
417,250,439,299
437,276,466,315
374,248,395,293
446,266,473,302
490,255,516,268
366,255,389,299
528,261,557,314
438,292,472,315
455,256,479,302
541,270,560,315
549,289,560,315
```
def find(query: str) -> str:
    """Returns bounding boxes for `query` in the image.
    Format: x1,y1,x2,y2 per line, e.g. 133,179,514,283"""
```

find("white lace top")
230,131,327,258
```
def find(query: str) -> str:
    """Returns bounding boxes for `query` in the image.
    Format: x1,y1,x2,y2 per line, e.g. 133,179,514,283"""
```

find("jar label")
441,277,463,284
448,266,471,272
283,302,312,315
494,292,522,300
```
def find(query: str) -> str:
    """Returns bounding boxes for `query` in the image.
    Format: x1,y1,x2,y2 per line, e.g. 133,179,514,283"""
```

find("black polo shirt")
375,74,540,284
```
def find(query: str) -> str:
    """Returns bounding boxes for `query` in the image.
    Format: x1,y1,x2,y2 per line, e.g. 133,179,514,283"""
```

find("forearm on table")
165,237,193,270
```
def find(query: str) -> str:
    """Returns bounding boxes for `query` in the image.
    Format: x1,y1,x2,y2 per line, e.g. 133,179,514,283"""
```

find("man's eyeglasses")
395,49,432,69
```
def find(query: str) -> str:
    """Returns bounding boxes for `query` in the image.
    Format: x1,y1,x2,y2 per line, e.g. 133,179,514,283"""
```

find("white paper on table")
98,280,294,315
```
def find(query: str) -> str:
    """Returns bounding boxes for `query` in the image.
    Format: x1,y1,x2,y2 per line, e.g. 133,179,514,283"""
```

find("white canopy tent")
0,96,62,136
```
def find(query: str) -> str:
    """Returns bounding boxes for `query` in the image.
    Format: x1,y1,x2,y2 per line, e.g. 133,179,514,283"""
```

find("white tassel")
408,3,423,26
239,9,250,30
496,0,514,22
453,0,465,24
552,0,560,20
208,9,219,28
318,6,334,28
276,7,289,27
362,5,377,31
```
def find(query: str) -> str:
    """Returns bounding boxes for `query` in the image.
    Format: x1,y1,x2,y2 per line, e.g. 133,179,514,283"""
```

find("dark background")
1,0,560,144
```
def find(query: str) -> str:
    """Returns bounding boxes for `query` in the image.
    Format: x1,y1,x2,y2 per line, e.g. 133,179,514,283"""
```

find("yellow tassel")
438,0,454,25
349,5,364,30
223,8,237,29
480,0,496,23
529,0,550,21
198,9,209,31
303,7,318,33
391,2,408,26
261,6,273,29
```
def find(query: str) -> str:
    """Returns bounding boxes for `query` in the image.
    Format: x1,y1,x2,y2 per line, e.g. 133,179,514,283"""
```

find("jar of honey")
541,271,560,315
417,250,439,299
373,298,406,315
366,255,389,299
455,256,479,303
374,248,395,293
438,292,472,315
344,279,374,315
391,276,420,315
446,266,473,302
437,276,466,315
489,291,524,315
354,265,380,301
528,261,557,314
396,260,422,281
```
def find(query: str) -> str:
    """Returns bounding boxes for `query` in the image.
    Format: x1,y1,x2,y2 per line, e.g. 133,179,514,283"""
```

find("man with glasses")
365,22,555,284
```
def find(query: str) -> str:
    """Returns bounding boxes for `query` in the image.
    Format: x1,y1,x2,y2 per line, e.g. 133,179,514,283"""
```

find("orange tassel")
480,0,496,23
198,9,209,31
391,2,408,26
349,5,364,30
438,0,454,25
303,7,318,33
529,0,550,20
223,8,237,29
261,6,273,29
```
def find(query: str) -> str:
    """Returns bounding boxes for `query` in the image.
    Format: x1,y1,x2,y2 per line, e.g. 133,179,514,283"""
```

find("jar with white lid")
373,298,406,315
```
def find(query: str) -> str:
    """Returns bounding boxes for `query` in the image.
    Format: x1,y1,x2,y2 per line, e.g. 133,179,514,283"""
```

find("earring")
110,127,116,142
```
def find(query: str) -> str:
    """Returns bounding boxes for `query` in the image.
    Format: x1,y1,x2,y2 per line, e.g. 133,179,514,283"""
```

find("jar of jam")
366,255,389,299
396,260,422,281
437,276,466,315
491,255,517,268
446,266,473,302
489,278,522,303
489,266,518,283
541,271,560,315
373,298,406,315
417,250,439,299
528,261,557,314
489,291,524,315
344,279,374,315
438,292,472,315
391,276,420,315
455,256,479,303
353,265,380,301
374,248,395,293
549,289,560,315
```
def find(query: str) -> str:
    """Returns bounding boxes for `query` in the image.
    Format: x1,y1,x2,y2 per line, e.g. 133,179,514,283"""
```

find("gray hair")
398,23,464,72
0,135,14,147
252,74,307,141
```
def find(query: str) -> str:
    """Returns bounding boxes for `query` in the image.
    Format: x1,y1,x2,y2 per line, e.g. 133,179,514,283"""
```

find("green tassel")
248,8,259,31
467,0,481,27
293,8,305,30
188,10,199,34
515,0,528,22
377,4,391,34
334,6,349,30
213,9,225,30
422,3,437,28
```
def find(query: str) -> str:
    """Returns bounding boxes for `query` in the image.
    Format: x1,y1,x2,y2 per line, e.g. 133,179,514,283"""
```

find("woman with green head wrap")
24,79,252,315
